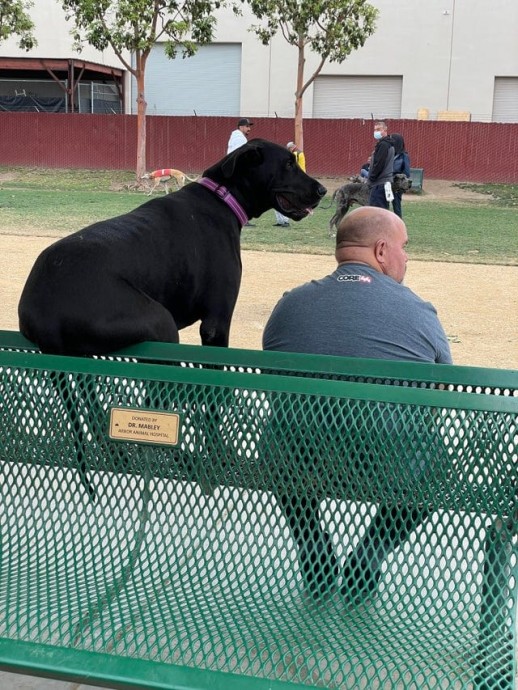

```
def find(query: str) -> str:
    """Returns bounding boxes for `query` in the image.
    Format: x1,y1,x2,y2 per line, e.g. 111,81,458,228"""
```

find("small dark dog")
329,173,412,235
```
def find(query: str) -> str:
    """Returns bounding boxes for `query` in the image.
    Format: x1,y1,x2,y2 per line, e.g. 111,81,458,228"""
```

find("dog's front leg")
199,317,231,347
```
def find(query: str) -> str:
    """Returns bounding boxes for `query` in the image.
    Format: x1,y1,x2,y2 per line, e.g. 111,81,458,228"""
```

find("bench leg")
474,514,517,690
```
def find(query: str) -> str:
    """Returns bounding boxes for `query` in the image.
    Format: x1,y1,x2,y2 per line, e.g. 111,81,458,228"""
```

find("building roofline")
0,56,124,77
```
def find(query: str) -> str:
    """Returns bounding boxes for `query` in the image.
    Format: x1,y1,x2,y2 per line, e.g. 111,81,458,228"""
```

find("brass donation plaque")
109,408,180,446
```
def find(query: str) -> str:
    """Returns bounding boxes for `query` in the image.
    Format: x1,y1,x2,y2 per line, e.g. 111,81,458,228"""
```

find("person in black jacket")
391,133,411,218
367,120,394,209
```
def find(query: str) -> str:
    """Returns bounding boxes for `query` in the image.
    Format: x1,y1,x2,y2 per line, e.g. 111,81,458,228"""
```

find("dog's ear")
220,140,265,179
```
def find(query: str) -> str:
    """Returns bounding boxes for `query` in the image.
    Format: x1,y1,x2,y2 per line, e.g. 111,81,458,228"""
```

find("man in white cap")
227,118,254,154
226,118,256,226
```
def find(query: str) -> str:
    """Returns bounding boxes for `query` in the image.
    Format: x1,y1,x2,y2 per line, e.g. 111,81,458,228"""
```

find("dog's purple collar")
197,177,249,226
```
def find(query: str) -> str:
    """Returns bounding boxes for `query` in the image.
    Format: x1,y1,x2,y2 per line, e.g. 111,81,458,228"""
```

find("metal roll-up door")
133,43,241,116
492,77,518,123
313,75,402,119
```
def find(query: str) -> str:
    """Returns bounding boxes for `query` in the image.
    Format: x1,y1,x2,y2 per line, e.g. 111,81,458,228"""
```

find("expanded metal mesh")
0,350,516,689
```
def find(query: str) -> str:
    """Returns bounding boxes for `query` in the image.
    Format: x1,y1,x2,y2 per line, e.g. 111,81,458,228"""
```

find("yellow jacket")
293,150,306,172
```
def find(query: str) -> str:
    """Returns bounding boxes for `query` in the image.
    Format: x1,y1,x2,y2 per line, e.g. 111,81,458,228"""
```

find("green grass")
402,203,518,264
0,188,144,234
454,182,518,207
246,195,518,265
0,167,516,264
0,167,143,234
0,166,137,192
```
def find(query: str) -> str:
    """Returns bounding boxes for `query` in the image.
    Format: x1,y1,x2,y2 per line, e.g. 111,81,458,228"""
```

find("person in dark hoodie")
391,133,411,218
367,120,394,210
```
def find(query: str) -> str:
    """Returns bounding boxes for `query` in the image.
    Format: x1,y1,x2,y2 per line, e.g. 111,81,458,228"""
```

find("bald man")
263,206,452,363
262,206,452,601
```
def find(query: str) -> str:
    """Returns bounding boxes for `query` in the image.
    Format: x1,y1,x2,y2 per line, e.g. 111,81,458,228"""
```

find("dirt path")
1,234,516,370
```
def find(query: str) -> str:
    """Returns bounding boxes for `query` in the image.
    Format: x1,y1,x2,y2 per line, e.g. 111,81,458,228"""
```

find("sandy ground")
1,234,517,370
0,242,516,690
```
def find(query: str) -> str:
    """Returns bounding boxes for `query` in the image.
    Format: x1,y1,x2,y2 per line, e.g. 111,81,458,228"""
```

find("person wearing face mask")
367,120,395,210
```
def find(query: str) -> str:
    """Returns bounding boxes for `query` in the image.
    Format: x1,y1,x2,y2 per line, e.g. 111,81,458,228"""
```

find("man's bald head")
335,207,409,283
336,207,394,251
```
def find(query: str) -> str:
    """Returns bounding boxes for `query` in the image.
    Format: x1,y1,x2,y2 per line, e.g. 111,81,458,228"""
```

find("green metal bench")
0,330,516,690
409,167,424,192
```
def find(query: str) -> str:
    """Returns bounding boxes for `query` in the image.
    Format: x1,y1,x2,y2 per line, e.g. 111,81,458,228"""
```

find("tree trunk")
294,93,303,151
135,53,148,180
294,34,305,151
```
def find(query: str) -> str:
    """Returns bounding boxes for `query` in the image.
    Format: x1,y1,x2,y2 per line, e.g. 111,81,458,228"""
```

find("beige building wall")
1,0,124,70
3,0,518,121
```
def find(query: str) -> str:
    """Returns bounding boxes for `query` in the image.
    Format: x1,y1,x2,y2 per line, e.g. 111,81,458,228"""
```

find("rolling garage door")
492,77,518,123
313,75,402,119
132,43,241,116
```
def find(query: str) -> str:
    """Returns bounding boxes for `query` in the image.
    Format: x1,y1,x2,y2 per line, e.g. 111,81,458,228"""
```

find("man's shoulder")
393,279,440,316
379,137,394,150
273,274,335,307
284,274,332,295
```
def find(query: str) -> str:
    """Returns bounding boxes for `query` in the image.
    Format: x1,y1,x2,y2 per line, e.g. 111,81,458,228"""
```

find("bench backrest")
1,330,515,394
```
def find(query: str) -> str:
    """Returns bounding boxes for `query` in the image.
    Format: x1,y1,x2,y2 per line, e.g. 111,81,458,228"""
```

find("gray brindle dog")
328,173,412,236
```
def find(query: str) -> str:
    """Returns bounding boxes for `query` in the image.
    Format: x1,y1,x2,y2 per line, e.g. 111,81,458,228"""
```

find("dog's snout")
317,184,327,198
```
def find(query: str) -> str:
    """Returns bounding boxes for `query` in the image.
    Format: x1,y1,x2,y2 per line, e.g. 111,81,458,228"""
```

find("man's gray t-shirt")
263,263,452,364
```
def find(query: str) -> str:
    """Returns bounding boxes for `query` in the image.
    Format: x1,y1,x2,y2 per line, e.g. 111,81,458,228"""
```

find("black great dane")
19,139,326,356
18,140,327,594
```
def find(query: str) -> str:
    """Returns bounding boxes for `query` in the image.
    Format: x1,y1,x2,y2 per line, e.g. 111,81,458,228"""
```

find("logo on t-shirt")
337,274,372,283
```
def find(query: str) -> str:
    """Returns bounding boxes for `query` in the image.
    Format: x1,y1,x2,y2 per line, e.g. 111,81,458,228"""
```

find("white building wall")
3,0,518,122
444,0,518,121
210,4,275,116
210,0,518,122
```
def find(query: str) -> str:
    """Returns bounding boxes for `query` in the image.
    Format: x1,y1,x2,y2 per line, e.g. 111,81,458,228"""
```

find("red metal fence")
1,112,518,182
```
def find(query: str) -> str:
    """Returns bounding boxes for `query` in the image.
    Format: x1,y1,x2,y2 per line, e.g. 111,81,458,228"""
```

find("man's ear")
374,238,387,265
220,141,264,178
